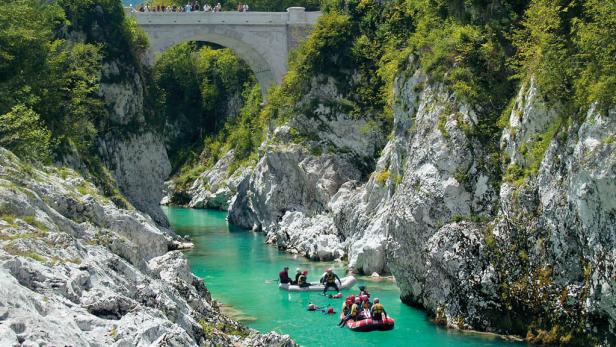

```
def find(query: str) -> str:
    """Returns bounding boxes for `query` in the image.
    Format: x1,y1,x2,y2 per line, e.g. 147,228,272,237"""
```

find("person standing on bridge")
243,3,249,11
215,3,221,12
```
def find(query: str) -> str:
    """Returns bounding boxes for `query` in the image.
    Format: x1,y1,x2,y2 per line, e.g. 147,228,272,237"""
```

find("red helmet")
345,299,352,305
361,295,368,302
348,295,355,302
303,270,308,275
327,307,335,314
374,298,380,304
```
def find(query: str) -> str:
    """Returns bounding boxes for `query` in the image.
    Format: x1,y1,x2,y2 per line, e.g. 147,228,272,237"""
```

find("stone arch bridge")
129,7,321,94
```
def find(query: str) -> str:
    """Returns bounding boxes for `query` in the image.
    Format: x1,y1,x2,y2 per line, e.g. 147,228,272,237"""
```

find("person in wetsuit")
279,266,291,284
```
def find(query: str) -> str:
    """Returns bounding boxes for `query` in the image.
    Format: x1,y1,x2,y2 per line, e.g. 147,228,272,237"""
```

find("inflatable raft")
341,314,395,332
278,276,357,292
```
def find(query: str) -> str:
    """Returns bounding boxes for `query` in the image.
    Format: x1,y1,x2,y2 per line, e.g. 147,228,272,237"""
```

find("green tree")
0,105,52,163
574,0,616,110
0,0,104,157
152,43,256,171
514,0,575,102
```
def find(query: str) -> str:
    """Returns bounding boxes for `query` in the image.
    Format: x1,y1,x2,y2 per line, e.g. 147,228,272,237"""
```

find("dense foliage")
152,43,256,174
0,0,148,161
0,105,52,162
0,0,98,159
515,0,616,112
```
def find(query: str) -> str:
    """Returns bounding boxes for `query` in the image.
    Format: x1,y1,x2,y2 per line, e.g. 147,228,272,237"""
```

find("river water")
163,207,519,347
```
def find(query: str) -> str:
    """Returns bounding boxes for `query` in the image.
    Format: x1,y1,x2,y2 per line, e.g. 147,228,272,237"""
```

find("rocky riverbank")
0,148,295,346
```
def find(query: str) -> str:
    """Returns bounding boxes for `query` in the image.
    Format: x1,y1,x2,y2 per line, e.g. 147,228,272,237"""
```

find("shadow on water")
163,206,525,347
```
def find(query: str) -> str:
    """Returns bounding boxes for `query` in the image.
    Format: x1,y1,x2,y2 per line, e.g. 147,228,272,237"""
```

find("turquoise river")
163,207,522,347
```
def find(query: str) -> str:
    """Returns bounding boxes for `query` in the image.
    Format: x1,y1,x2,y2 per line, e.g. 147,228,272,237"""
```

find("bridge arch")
131,8,320,96
148,30,277,95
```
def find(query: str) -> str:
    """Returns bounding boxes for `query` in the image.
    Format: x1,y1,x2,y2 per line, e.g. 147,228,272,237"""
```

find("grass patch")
51,256,82,265
199,320,216,337
109,325,118,339
454,112,473,137
453,167,471,191
602,135,615,145
21,215,48,232
0,213,16,225
484,225,496,249
524,118,563,176
3,242,45,262
76,181,98,197
0,229,47,241
373,170,390,186
393,174,403,185
503,163,527,187
91,231,112,247
503,117,563,186
199,320,248,339
437,113,450,139
448,214,490,224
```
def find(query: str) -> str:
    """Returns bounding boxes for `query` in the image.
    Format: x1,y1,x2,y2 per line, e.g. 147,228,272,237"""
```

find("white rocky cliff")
227,77,384,261
0,148,295,346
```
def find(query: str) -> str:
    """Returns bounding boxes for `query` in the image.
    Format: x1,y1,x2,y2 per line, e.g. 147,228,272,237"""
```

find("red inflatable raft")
340,314,395,332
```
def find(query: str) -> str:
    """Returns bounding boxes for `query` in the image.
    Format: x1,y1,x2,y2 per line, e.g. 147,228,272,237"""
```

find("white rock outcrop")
0,148,295,346
187,150,251,210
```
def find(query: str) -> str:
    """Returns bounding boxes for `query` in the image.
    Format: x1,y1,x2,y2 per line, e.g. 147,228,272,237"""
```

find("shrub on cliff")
0,105,52,163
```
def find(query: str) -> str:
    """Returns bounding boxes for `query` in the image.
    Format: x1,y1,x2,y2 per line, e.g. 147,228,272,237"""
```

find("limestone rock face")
98,131,171,227
0,148,295,347
487,80,616,340
228,145,362,236
384,77,616,340
271,211,344,261
421,222,498,330
376,70,497,302
97,62,172,227
187,150,251,211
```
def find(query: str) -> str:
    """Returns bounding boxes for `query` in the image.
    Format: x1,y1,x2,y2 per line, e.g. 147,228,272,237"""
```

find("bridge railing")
126,7,320,26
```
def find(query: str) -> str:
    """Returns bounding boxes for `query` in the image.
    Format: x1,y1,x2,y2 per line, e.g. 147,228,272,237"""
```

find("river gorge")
164,206,520,346
1,0,615,346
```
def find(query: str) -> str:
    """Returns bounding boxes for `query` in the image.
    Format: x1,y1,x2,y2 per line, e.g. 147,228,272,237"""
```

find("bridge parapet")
129,7,320,26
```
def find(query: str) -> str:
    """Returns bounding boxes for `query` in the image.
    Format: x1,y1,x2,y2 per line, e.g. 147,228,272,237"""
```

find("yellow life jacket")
372,303,384,314
350,304,359,317
325,272,336,284
342,302,349,315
